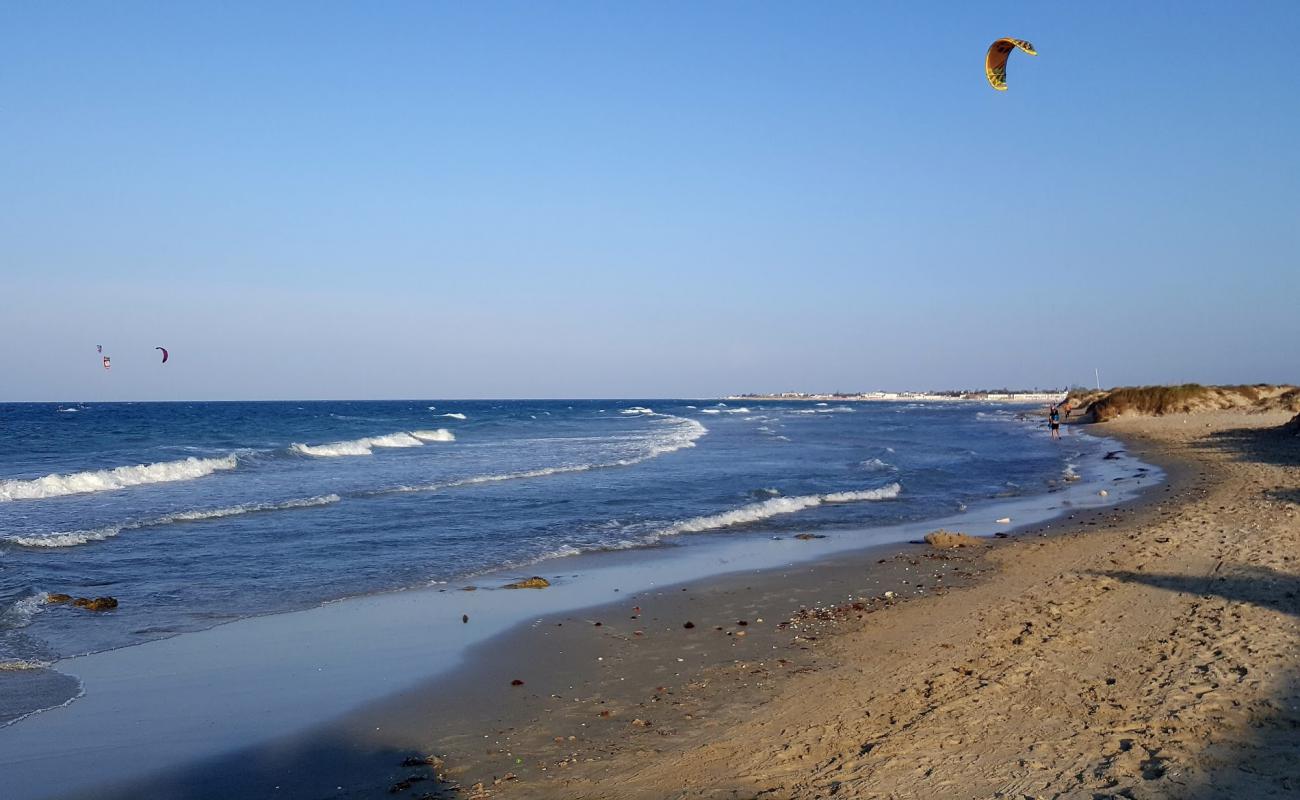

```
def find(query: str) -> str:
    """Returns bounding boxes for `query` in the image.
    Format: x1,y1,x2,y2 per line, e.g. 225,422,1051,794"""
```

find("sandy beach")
374,411,1298,799
60,409,1295,799
489,411,1294,800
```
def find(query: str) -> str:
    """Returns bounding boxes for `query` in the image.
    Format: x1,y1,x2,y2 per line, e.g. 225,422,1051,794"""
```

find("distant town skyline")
3,2,1297,401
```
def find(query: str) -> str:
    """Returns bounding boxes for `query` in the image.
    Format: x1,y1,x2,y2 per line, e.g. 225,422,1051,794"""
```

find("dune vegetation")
1069,384,1300,422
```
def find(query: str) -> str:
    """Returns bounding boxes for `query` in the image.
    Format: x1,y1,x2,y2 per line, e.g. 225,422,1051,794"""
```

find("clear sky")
2,2,1297,400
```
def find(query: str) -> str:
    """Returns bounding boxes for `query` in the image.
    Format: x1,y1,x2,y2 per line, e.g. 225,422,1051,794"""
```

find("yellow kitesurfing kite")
985,37,1037,91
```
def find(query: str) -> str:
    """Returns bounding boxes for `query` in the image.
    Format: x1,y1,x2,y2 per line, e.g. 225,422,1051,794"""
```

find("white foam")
722,407,751,414
700,409,721,415
437,412,468,420
1,592,48,627
823,485,902,503
366,433,425,448
411,429,456,442
860,458,896,472
392,417,707,494
0,455,238,502
658,482,901,537
621,407,654,415
6,495,341,549
292,429,447,457
291,440,375,457
0,659,54,671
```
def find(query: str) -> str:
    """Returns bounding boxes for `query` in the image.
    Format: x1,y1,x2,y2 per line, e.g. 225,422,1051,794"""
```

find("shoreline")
2,421,1170,796
0,422,1153,798
63,409,1296,800
469,411,1294,798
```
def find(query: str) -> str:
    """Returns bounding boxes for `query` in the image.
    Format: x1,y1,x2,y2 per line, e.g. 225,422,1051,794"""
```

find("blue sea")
1,399,1112,722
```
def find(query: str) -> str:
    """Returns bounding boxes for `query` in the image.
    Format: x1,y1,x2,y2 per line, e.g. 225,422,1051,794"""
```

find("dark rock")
794,533,826,540
683,621,695,629
510,679,524,686
45,593,73,604
73,596,117,611
503,576,551,589
462,614,469,624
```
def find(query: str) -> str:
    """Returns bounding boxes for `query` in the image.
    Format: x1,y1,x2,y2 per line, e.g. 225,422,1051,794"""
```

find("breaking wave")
5,495,343,549
0,455,239,502
411,429,456,442
389,417,708,495
436,413,468,420
860,458,896,472
621,406,655,415
292,429,453,457
656,482,901,538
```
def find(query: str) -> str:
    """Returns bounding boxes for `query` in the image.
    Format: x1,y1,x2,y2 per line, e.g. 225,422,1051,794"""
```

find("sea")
0,399,1136,726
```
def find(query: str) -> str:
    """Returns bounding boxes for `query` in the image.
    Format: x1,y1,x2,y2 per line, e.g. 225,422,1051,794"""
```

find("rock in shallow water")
72,596,118,611
503,576,551,589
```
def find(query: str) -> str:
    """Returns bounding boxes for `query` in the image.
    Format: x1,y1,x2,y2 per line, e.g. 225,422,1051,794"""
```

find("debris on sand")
463,614,469,623
924,530,981,549
996,517,1012,524
504,576,551,589
794,533,827,540
510,679,525,686
683,621,696,629
388,774,427,793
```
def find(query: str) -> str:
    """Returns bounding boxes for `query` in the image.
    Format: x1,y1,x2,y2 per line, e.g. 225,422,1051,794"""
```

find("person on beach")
1049,404,1061,439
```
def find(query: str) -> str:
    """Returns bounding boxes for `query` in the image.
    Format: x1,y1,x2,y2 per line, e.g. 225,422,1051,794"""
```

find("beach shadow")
1195,423,1300,469
1264,487,1300,506
1096,565,1300,618
76,733,461,800
1097,565,1300,798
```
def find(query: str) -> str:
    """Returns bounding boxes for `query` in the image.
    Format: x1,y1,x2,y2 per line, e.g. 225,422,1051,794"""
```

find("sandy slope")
529,412,1300,799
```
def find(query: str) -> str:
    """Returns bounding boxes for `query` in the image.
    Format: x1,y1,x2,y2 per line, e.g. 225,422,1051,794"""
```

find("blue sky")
2,2,1297,400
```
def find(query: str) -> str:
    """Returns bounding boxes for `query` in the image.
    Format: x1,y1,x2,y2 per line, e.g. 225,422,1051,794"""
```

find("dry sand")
410,411,1297,799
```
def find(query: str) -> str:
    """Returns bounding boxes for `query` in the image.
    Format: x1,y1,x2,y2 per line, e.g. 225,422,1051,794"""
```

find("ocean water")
1,399,1118,722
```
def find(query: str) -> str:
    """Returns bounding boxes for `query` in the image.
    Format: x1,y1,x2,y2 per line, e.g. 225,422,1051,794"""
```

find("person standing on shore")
1049,404,1061,439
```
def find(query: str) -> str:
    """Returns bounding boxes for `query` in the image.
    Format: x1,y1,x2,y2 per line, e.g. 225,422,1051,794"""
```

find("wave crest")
0,455,238,502
411,429,456,442
6,495,342,549
660,482,901,537
390,416,707,494
292,429,453,457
